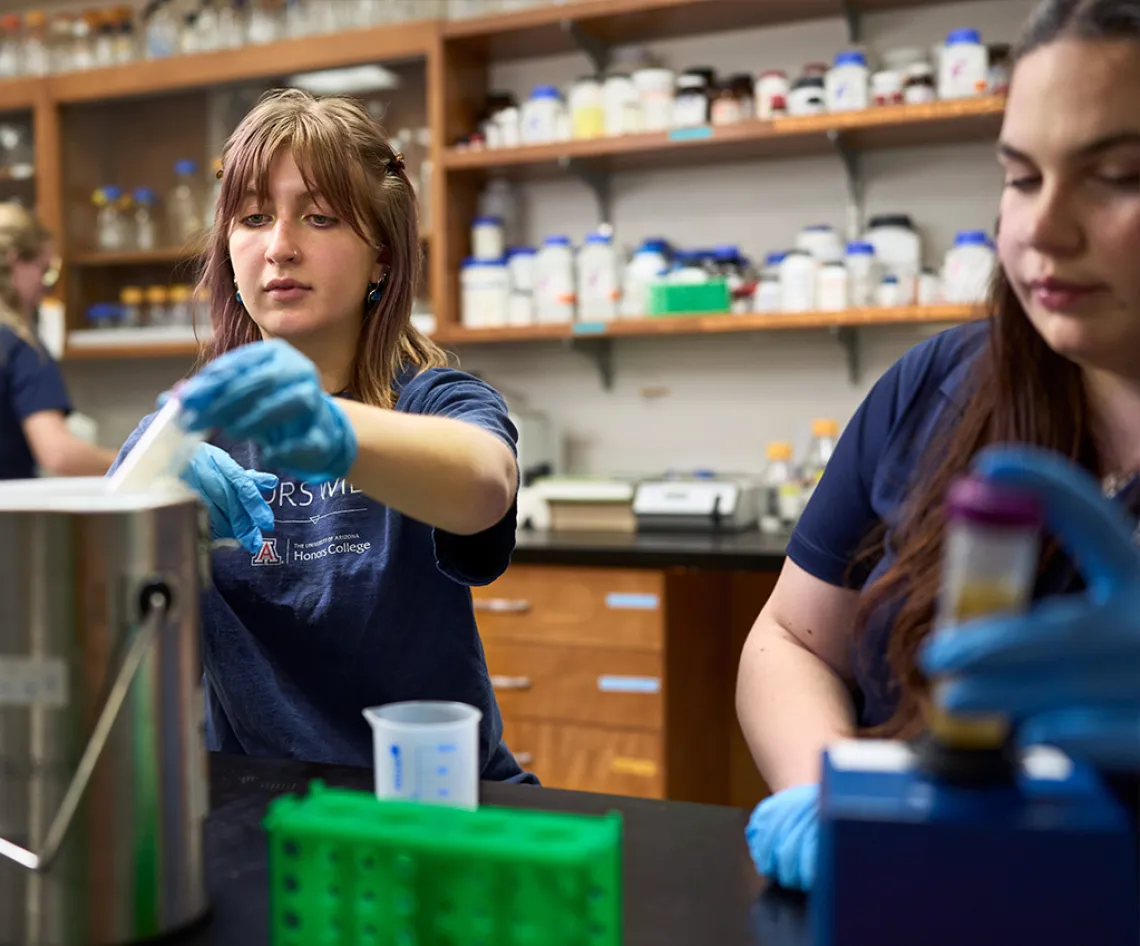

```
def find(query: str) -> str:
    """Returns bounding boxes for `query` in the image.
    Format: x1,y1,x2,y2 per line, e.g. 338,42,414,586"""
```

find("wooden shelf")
63,339,205,360
444,97,1005,176
435,304,980,344
68,248,197,267
443,0,966,60
0,78,37,112
47,19,436,105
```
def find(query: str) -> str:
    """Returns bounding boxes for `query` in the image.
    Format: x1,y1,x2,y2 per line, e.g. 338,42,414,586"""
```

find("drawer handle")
490,675,533,691
474,598,532,614
515,751,534,766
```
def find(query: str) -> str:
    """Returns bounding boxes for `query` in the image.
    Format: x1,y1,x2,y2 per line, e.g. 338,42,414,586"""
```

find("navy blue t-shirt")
787,322,990,726
0,326,71,479
113,365,533,781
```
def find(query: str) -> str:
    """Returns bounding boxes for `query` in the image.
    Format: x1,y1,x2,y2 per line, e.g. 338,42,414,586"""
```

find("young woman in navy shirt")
114,90,532,782
738,0,1140,889
0,204,117,479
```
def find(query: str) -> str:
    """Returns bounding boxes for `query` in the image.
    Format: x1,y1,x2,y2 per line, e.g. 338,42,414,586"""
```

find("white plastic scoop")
105,396,208,495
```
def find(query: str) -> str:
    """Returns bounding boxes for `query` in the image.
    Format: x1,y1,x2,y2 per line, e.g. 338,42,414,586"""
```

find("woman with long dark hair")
737,0,1140,889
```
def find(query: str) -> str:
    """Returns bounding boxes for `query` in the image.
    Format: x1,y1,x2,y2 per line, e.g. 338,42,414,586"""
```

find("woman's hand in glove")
178,340,356,483
921,445,1140,771
182,443,277,554
745,783,820,891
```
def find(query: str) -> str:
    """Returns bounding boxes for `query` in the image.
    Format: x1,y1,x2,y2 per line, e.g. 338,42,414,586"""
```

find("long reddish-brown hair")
854,0,1135,738
196,88,446,408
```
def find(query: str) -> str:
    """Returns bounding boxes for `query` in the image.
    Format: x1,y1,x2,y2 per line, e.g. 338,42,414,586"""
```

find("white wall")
58,0,1035,471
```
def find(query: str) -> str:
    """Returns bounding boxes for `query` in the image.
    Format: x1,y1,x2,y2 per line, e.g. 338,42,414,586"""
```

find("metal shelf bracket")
841,0,861,45
560,156,614,225
832,326,861,385
562,19,611,73
567,335,615,390
828,128,865,242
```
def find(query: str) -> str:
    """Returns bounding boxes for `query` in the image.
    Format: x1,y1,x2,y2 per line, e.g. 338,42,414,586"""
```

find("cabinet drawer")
503,720,664,799
473,565,664,651
485,640,662,731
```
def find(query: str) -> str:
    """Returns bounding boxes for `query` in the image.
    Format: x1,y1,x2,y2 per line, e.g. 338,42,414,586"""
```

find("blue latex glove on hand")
177,340,357,483
183,443,278,554
746,783,819,891
921,444,1140,771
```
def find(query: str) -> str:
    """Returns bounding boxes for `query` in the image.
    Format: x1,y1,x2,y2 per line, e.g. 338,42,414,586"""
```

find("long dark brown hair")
197,89,446,408
855,0,1139,739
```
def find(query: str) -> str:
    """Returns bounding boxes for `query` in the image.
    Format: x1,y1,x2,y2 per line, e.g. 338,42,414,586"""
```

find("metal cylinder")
0,478,209,946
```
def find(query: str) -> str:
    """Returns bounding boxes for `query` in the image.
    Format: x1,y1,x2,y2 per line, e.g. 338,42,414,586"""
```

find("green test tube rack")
263,781,623,946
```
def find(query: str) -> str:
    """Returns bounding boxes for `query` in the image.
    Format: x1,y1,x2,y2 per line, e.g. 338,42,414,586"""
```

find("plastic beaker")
362,701,482,808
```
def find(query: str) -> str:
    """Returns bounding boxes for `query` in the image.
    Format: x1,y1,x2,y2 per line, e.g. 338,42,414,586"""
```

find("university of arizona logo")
251,538,284,566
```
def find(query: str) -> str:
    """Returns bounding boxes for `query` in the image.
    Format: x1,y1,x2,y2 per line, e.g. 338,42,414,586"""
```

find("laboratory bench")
187,752,797,946
478,530,788,808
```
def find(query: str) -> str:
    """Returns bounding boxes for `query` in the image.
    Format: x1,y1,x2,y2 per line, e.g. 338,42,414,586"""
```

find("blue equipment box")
813,740,1139,946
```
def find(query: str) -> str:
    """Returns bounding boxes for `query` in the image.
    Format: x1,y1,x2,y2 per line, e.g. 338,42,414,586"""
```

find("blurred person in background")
737,0,1140,891
112,90,534,783
0,203,117,478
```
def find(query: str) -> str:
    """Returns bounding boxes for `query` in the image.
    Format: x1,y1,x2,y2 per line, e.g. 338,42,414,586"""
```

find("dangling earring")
235,289,244,306
366,277,385,305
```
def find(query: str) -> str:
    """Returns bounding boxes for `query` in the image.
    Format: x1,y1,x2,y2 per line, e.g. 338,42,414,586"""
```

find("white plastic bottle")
939,28,989,100
522,86,563,145
845,242,879,307
826,50,870,112
168,159,204,245
779,250,820,313
535,236,576,324
577,232,620,322
942,230,997,303
620,239,670,318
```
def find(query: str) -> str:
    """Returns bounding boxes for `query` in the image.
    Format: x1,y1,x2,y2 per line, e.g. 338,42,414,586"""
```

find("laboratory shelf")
434,303,980,345
442,0,968,61
63,325,208,360
68,248,196,267
0,78,37,113
45,18,437,105
442,97,1006,177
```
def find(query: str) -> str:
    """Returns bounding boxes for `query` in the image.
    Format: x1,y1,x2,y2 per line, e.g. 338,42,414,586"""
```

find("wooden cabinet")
474,564,730,804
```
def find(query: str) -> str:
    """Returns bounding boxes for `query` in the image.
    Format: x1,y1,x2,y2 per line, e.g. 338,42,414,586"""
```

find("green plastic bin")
647,279,732,316
263,781,623,946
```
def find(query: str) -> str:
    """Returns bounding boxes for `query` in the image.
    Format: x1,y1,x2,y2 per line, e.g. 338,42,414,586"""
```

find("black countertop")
186,753,809,946
510,529,789,570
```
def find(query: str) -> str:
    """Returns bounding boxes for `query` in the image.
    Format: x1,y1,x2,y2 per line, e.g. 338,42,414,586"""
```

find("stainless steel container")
0,478,209,946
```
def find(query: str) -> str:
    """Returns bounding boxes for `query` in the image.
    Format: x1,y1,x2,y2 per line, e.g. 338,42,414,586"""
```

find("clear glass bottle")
70,11,95,70
246,0,280,44
800,418,839,509
92,10,116,67
48,14,76,73
145,0,179,59
168,159,204,245
283,0,309,37
146,285,170,326
0,15,21,79
760,442,801,535
218,0,246,48
94,187,130,252
113,6,137,64
119,286,145,327
195,0,222,51
133,188,160,251
22,13,50,76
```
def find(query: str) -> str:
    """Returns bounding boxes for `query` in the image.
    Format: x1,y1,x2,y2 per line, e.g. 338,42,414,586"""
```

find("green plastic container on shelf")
647,279,732,316
263,781,623,946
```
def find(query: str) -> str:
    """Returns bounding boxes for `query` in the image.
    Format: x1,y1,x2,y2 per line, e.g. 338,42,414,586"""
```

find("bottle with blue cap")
939,27,989,100
132,187,159,252
620,239,672,318
577,231,619,323
943,228,997,304
93,186,129,252
522,85,567,145
826,49,870,112
845,241,879,307
169,159,204,245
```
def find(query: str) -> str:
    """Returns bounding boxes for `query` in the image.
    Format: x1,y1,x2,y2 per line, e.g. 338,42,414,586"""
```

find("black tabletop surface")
511,529,789,570
181,753,810,946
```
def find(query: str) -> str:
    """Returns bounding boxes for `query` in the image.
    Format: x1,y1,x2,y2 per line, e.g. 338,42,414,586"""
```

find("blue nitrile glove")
177,340,357,483
183,443,278,555
745,783,820,891
920,444,1140,771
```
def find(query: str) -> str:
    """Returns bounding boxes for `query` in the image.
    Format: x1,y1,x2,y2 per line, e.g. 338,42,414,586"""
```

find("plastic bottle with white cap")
535,236,576,324
578,232,620,322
